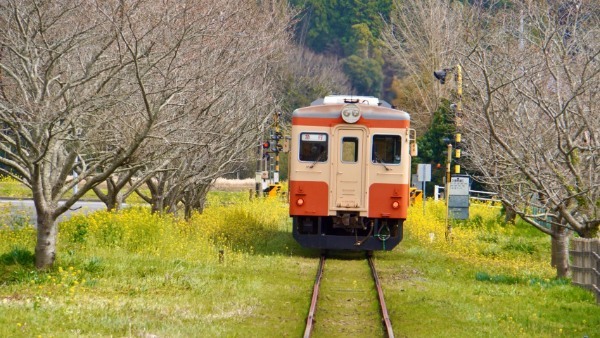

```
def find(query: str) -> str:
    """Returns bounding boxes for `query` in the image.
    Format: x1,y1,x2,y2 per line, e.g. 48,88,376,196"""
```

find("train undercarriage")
292,215,403,251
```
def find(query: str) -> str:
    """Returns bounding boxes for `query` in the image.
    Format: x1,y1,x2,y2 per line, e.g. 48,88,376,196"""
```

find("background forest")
284,0,453,171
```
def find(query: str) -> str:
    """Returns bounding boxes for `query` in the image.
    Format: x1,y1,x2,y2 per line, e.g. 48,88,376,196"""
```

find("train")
289,95,417,251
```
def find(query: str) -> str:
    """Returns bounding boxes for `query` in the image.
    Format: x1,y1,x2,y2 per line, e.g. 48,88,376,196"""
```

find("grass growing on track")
312,253,384,337
0,193,599,337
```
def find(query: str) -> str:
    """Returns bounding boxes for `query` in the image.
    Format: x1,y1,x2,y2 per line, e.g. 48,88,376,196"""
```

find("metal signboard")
449,175,469,195
417,164,432,182
448,174,470,220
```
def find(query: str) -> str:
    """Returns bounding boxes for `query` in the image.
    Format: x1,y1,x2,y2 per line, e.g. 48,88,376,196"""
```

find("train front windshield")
372,135,401,164
299,133,328,162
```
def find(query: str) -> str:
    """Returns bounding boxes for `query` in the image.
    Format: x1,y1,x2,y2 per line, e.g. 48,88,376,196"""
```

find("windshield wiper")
374,152,391,171
308,151,326,168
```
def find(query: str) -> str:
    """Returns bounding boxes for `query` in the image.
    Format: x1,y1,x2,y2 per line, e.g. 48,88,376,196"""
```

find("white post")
73,156,79,194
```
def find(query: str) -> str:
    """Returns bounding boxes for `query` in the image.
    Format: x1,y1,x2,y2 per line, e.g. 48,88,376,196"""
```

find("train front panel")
289,96,413,251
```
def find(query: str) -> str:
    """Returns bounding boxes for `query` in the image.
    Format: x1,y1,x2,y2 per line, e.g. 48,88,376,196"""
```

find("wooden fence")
569,238,600,304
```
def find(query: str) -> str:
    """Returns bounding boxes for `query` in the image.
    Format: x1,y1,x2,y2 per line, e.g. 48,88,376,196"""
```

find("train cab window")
372,135,401,164
299,133,328,162
341,137,359,163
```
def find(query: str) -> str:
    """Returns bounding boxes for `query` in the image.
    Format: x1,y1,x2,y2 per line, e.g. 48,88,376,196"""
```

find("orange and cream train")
289,95,417,251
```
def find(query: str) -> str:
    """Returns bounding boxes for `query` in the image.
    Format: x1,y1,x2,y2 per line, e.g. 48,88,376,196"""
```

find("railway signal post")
435,64,470,238
258,111,286,198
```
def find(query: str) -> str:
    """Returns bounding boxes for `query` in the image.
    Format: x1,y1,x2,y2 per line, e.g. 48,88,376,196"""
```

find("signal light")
262,141,270,149
433,70,447,84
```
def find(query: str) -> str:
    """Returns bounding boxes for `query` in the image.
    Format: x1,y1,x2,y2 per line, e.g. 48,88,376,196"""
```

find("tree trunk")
550,224,570,278
35,211,59,269
184,203,193,220
105,192,124,211
502,201,517,223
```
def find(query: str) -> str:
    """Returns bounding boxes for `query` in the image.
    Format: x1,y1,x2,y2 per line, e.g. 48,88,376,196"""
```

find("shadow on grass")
244,228,379,261
0,247,36,284
0,247,34,266
235,227,317,257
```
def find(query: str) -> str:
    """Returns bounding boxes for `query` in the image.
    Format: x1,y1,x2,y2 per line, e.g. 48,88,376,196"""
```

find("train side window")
372,135,401,164
299,133,328,162
341,137,358,163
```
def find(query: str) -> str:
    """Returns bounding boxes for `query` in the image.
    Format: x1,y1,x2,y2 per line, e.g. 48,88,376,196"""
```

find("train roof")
295,95,410,121
311,95,392,108
293,97,410,127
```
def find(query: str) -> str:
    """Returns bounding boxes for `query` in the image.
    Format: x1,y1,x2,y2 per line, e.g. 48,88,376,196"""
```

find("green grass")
0,194,599,337
312,252,385,337
376,241,598,337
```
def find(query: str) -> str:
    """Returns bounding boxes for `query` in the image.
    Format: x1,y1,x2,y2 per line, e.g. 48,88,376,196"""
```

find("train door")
332,128,365,209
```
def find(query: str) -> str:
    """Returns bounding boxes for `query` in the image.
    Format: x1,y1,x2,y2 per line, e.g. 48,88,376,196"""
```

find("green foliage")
475,271,522,284
83,257,104,273
290,0,391,95
0,247,34,266
340,23,385,96
291,0,392,53
342,55,384,96
416,99,455,165
502,238,537,255
413,100,455,191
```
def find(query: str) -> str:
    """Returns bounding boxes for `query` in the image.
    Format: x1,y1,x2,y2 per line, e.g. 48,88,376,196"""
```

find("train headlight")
296,198,304,206
341,104,360,124
392,201,399,209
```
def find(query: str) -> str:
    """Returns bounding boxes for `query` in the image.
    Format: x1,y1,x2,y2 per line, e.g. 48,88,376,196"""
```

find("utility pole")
433,65,463,174
434,64,466,239
445,143,452,240
454,65,462,175
273,112,281,184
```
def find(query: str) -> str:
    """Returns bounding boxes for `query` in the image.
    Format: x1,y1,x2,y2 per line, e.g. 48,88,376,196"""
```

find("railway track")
303,253,395,338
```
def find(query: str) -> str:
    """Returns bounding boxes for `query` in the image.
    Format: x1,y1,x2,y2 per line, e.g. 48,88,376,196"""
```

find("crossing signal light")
433,70,448,84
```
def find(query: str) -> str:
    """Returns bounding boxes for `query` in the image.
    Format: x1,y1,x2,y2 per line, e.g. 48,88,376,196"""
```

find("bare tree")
381,0,466,131
0,0,266,268
0,0,130,269
135,0,292,217
459,1,600,277
383,0,599,278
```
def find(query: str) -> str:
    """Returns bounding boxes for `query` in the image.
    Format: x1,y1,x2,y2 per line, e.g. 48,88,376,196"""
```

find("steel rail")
304,254,325,338
368,255,395,338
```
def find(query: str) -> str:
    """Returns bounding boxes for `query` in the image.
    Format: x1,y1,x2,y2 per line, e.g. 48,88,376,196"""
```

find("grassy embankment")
0,185,599,337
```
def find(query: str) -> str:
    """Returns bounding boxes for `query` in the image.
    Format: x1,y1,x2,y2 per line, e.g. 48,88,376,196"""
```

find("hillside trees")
381,0,464,132
0,0,290,269
290,0,391,96
278,45,350,119
341,23,385,96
